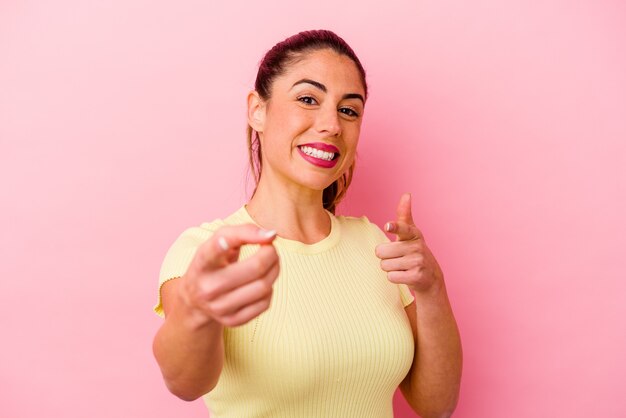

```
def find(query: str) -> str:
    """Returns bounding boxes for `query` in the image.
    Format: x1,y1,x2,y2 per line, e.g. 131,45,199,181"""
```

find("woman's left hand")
375,193,445,295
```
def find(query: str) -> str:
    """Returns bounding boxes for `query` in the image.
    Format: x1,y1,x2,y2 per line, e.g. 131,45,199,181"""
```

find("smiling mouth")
297,145,340,161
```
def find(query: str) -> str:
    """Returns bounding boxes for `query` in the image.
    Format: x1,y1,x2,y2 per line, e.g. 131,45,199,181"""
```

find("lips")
297,143,340,168
298,142,340,154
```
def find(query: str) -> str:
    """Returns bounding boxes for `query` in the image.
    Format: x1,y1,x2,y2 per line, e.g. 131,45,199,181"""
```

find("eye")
297,95,318,105
339,107,360,118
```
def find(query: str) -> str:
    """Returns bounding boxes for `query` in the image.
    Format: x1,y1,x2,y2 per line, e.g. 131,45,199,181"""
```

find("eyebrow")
291,78,365,103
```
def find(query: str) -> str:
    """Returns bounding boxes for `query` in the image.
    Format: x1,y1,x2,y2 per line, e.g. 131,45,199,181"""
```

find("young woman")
153,30,462,418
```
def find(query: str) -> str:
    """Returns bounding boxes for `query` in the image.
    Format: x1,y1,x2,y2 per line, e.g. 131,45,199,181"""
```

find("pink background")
1,1,625,417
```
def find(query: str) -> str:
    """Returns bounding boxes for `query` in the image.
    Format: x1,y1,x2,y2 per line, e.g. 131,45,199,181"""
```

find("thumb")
385,192,419,241
395,192,414,226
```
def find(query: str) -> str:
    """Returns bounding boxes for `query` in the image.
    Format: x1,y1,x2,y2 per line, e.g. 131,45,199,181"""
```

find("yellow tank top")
154,206,415,417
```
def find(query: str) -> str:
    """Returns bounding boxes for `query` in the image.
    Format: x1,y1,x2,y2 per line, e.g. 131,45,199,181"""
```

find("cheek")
344,125,361,151
339,127,360,166
340,144,358,170
268,103,311,127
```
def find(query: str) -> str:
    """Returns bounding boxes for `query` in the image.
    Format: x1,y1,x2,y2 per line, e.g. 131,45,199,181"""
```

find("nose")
315,104,341,137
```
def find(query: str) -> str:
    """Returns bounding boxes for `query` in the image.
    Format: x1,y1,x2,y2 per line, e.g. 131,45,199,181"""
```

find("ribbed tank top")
154,206,415,417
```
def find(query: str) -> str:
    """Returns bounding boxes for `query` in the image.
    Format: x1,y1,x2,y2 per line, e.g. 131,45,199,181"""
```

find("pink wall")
2,1,625,417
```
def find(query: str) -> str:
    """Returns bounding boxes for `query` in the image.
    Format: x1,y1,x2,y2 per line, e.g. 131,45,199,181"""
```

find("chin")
301,176,342,193
299,180,332,192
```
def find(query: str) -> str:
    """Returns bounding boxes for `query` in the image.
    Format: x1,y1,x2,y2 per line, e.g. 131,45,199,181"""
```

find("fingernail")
258,229,277,238
385,223,393,232
217,236,229,251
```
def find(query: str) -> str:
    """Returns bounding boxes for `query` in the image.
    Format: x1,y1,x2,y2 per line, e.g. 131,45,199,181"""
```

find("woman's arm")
152,225,279,401
376,193,462,417
399,283,462,418
153,278,225,401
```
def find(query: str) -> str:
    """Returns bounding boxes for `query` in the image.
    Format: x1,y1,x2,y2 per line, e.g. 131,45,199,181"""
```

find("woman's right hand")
177,224,280,328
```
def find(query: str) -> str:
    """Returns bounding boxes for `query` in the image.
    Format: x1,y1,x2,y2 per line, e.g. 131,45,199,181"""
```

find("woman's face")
254,48,366,193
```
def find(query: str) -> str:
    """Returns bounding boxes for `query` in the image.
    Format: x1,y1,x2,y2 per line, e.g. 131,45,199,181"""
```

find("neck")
245,174,332,244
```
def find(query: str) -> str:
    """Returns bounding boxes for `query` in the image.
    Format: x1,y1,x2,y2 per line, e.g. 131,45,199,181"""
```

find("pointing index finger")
192,224,277,272
215,226,278,251
384,221,422,242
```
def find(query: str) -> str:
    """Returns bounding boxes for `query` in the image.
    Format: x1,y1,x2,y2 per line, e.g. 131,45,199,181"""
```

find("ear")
247,90,266,133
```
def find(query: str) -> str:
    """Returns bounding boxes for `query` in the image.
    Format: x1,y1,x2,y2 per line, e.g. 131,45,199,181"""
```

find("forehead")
276,49,365,95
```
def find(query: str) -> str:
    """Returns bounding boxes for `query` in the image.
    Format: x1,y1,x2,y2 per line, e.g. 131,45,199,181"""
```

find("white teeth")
300,146,335,161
